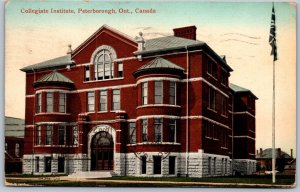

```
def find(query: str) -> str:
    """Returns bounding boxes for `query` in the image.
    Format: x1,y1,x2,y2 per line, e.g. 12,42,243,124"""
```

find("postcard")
4,0,296,188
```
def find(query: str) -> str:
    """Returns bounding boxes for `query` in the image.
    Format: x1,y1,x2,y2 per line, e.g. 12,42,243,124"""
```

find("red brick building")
21,25,257,177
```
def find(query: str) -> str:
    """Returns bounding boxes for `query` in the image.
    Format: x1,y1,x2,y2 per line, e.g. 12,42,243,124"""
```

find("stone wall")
23,154,88,175
233,159,257,175
201,151,232,177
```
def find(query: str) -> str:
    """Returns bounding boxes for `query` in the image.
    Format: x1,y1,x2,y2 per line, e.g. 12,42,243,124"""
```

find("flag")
269,4,278,61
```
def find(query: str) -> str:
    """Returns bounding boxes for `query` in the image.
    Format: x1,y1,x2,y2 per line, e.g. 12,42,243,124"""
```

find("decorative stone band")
26,76,229,98
25,114,230,129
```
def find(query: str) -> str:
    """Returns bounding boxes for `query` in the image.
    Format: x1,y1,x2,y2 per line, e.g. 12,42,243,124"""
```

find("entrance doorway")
91,131,114,170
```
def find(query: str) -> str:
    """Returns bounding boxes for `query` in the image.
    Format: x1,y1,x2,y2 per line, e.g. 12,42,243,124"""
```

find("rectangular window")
104,62,112,79
35,157,39,173
153,156,162,174
59,93,66,113
208,88,216,110
45,157,52,173
213,157,216,175
36,93,42,113
128,122,136,144
97,63,104,80
141,156,147,174
36,125,41,145
142,82,148,105
207,60,217,78
99,90,107,111
221,70,228,86
112,89,120,110
169,156,176,175
87,91,95,112
169,82,176,105
154,81,163,104
85,65,90,81
72,126,79,146
118,61,123,77
58,125,66,145
221,96,228,116
45,125,52,145
154,118,162,142
208,157,211,175
169,119,176,142
225,159,227,175
221,158,224,175
46,92,53,112
58,157,65,173
142,119,148,142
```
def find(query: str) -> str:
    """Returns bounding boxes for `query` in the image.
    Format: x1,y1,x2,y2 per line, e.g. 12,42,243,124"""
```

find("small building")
256,148,294,174
20,25,257,177
5,117,25,174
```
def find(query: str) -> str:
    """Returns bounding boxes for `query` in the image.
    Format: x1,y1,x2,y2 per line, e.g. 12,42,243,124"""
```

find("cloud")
220,39,259,45
221,33,261,39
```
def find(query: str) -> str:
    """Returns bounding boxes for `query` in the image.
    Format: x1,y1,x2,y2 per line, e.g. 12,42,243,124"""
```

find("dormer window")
91,45,117,81
94,49,114,80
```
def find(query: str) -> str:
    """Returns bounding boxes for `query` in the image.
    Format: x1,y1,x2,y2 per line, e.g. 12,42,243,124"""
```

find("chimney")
173,26,197,40
291,149,293,158
256,150,258,155
136,32,145,51
67,44,72,55
278,148,281,158
260,148,263,155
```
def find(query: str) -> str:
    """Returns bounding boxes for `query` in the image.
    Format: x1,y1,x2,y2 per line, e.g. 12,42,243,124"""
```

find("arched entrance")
90,131,114,170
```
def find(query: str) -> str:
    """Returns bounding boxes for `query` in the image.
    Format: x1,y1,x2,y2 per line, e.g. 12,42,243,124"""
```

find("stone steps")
67,171,113,178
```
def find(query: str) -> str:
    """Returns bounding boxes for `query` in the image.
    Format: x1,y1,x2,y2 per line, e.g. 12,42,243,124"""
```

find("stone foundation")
233,159,257,175
23,152,255,177
23,154,88,175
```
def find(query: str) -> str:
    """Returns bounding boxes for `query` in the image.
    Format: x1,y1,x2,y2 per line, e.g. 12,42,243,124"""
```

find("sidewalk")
5,177,295,188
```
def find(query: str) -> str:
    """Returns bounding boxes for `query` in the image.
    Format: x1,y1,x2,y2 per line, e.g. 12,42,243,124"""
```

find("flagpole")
269,2,277,184
272,59,276,183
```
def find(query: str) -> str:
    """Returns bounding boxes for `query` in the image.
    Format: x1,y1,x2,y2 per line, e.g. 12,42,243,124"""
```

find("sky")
4,0,296,155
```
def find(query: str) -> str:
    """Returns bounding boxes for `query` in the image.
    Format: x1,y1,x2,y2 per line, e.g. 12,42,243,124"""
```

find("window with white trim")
154,81,163,104
94,49,114,80
128,122,136,144
169,81,176,105
36,125,41,145
112,89,120,110
59,93,66,113
58,125,66,145
118,61,123,77
99,90,107,111
45,125,52,145
46,92,53,112
85,65,90,81
142,119,148,142
36,93,42,113
169,119,176,142
87,91,95,112
154,118,162,142
142,82,148,105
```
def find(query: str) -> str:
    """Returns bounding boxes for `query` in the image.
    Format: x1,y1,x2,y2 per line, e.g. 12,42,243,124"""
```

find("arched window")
94,49,114,80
